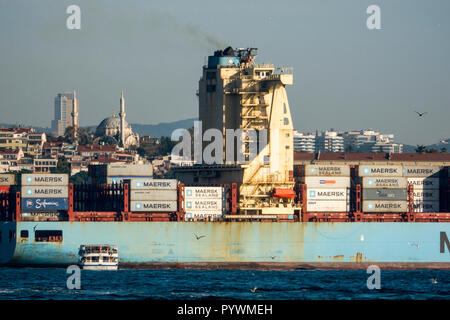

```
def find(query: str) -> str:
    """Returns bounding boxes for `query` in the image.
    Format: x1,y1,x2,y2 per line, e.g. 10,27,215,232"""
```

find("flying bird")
430,278,438,284
250,286,258,293
194,234,206,240
414,111,428,117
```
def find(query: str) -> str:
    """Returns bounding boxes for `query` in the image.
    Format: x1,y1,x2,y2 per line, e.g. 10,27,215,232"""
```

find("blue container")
21,198,68,211
208,56,240,68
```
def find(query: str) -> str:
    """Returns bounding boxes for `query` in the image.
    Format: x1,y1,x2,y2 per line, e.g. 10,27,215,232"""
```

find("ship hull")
1,222,450,268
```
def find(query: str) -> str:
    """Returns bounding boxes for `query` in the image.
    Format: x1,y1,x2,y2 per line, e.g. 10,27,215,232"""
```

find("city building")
51,91,79,137
293,131,315,152
316,130,344,152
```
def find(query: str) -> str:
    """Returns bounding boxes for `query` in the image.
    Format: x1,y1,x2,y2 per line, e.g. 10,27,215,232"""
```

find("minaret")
119,89,126,148
71,90,79,143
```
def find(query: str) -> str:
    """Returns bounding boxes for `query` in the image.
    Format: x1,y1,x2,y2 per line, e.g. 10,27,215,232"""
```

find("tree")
415,145,426,153
55,157,70,174
159,136,176,156
70,171,88,184
441,147,447,153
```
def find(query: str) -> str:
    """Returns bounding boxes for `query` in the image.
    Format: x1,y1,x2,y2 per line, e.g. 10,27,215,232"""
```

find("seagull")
430,278,438,284
194,234,206,240
415,111,428,117
270,255,276,260
250,286,258,293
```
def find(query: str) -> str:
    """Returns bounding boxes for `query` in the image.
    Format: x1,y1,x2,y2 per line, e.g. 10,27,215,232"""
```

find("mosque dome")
95,113,132,138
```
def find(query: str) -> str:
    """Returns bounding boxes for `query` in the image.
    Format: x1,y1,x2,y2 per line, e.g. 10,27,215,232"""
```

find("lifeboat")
272,188,295,199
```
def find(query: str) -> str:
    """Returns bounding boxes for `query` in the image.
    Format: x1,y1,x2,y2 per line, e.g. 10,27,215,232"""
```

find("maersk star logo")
309,167,316,174
309,190,316,198
135,181,142,188
186,201,192,209
26,176,33,183
186,190,193,197
367,178,374,186
135,202,142,210
25,188,33,196
363,167,370,175
367,202,374,210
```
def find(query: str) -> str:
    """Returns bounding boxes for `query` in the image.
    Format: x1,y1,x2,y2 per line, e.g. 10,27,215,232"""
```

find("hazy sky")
0,0,449,145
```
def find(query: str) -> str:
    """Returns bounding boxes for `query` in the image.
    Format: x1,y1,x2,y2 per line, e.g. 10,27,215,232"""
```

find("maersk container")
130,179,177,190
307,188,349,201
107,176,153,184
185,186,224,199
412,190,440,201
362,177,407,189
407,177,440,190
21,186,68,198
358,165,403,177
363,188,408,201
21,174,68,186
0,174,15,186
301,176,350,189
130,190,178,201
107,164,153,177
412,201,440,213
403,166,442,178
363,200,408,213
306,200,349,212
304,165,350,177
185,211,223,220
130,200,177,212
184,199,225,212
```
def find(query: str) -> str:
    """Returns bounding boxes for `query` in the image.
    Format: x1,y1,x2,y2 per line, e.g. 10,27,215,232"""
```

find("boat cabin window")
35,230,63,242
20,230,29,238
91,256,99,262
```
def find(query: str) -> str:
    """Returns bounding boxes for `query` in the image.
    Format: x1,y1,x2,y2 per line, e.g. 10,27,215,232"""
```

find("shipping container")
184,199,225,212
406,177,440,190
130,189,177,201
403,166,442,177
185,186,224,199
362,200,408,212
130,200,177,212
301,176,351,189
21,174,68,186
304,165,350,177
363,188,408,201
362,177,408,188
411,190,440,201
21,198,69,211
130,179,177,190
107,164,153,177
185,211,223,220
0,174,15,186
21,186,68,198
107,176,152,184
412,201,440,213
358,165,403,177
305,200,349,212
307,188,349,201
0,186,10,193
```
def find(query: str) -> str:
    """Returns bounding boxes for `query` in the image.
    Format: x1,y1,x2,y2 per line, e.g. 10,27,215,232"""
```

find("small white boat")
78,244,118,270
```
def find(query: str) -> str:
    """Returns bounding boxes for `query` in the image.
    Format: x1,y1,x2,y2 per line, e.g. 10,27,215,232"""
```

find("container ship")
1,47,450,269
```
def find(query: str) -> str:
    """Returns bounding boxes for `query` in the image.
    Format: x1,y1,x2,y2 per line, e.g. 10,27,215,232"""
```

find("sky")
0,0,449,145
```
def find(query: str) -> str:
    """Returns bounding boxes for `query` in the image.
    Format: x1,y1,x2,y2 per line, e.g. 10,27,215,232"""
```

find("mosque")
95,91,139,148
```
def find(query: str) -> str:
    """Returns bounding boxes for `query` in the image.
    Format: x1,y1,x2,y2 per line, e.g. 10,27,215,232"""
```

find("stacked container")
21,174,69,220
302,165,350,212
88,164,153,184
0,174,15,193
184,186,226,221
359,165,408,212
404,166,442,213
129,179,178,212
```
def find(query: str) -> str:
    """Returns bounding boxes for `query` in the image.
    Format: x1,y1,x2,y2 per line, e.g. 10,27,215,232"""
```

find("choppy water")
0,268,449,300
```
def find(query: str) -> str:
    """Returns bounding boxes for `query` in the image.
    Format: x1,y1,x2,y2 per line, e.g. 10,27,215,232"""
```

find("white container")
302,176,350,189
305,200,349,212
185,211,223,220
130,179,177,190
0,174,15,186
21,174,68,186
307,188,348,201
130,200,177,212
407,178,440,190
184,199,225,212
412,201,440,213
358,165,403,177
185,186,224,199
107,164,153,177
412,190,440,201
107,176,152,184
130,190,177,201
403,166,442,177
362,177,408,189
304,165,350,177
21,186,68,198
362,200,408,213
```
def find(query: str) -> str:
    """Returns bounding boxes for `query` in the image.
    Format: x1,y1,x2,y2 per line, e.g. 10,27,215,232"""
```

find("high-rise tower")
119,90,126,148
71,90,79,142
51,92,79,137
